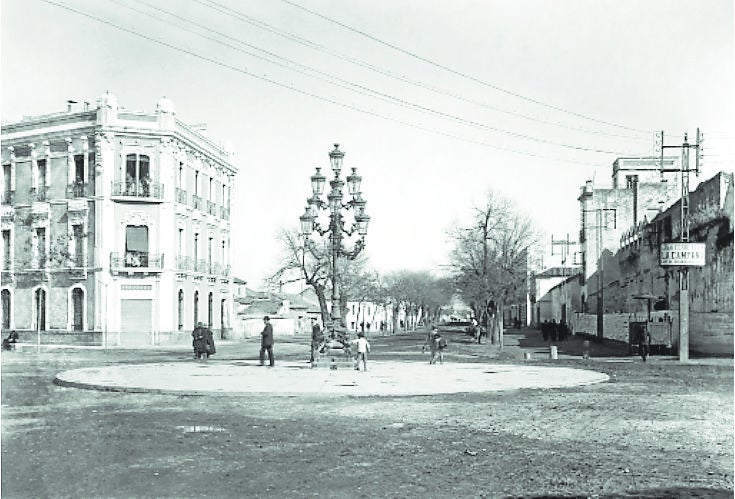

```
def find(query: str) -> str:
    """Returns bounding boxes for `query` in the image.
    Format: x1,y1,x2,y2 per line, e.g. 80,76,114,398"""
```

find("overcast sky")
2,0,734,286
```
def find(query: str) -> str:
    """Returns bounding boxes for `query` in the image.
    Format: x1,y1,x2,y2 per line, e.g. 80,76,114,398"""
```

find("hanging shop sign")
660,242,706,266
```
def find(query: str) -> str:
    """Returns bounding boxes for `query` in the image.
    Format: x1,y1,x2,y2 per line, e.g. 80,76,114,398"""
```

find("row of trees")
272,190,539,345
269,230,454,332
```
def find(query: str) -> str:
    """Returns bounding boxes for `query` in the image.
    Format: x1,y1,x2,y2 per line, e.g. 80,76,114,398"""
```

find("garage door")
120,299,152,345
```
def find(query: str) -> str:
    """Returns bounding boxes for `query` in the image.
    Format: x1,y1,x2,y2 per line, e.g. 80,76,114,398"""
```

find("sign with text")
660,243,706,266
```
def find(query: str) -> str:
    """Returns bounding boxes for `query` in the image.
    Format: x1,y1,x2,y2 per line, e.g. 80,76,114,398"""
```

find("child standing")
353,332,371,371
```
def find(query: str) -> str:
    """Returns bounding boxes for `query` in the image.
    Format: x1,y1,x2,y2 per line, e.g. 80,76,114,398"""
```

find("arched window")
193,291,199,325
178,290,184,330
72,288,84,331
1,289,10,330
208,292,213,326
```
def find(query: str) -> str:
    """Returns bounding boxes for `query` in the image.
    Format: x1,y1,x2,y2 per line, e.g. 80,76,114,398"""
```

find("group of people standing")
192,322,216,359
540,319,570,342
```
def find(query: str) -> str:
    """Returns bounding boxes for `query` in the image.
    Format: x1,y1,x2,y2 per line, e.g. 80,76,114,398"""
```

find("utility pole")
658,129,702,362
582,208,617,340
551,234,575,323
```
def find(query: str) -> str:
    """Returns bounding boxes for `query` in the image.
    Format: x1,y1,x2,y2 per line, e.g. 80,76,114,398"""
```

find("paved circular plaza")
54,360,610,397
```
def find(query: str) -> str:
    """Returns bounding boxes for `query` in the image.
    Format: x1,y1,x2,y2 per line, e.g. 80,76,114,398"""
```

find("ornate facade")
1,93,238,346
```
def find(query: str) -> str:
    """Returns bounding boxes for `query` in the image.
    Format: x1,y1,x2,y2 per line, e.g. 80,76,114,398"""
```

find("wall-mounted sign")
660,243,706,266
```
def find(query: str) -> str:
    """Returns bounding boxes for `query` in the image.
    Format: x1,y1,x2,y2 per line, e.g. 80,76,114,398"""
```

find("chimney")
66,100,78,112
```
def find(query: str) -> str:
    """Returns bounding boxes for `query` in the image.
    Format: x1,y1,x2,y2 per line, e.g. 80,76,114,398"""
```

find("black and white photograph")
1,0,733,497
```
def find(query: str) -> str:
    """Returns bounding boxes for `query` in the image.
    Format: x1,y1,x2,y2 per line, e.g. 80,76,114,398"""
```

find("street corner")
53,360,610,397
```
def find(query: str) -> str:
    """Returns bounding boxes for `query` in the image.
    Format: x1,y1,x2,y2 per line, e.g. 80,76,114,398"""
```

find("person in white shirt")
352,332,371,371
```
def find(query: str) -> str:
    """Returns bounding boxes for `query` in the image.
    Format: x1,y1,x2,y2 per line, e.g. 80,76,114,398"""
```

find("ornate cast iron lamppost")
299,144,370,336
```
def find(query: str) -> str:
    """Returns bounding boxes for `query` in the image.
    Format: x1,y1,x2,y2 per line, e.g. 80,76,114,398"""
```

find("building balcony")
1,269,14,284
2,190,13,205
110,251,164,274
111,180,164,202
176,255,192,271
176,187,188,204
206,200,217,216
194,258,208,273
220,206,230,220
192,195,202,210
1,205,14,223
30,186,49,202
66,182,93,198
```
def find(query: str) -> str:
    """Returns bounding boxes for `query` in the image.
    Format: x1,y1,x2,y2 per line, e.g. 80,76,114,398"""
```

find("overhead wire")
115,0,634,155
193,0,650,142
278,0,654,135
37,0,618,168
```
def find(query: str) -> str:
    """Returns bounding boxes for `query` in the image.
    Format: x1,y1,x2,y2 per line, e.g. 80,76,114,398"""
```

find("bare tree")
449,191,539,346
383,270,451,332
268,228,331,322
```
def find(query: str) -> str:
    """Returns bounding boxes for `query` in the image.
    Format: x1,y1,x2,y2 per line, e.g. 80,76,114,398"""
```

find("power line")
193,0,650,142
38,0,615,167
96,0,637,155
279,0,653,135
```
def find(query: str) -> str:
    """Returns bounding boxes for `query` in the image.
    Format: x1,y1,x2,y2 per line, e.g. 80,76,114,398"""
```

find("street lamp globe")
310,167,326,197
300,206,314,236
329,144,344,176
346,167,362,197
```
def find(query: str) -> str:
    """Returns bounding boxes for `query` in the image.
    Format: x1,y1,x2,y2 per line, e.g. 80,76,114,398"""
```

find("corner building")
1,93,238,346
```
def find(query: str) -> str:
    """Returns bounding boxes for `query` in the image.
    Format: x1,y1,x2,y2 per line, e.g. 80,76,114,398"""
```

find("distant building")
1,93,237,346
578,156,681,312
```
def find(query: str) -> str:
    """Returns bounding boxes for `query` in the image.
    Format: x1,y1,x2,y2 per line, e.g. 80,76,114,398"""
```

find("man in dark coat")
310,317,322,364
260,316,275,366
203,324,216,358
192,322,207,359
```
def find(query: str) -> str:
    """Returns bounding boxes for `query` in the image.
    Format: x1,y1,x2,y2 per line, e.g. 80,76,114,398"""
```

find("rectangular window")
2,164,11,202
194,233,199,262
208,237,213,266
209,177,213,200
73,224,84,266
626,175,639,189
2,230,10,269
125,225,148,267
194,171,199,195
178,162,184,188
178,228,184,256
125,154,151,196
73,155,85,183
38,159,47,187
35,227,47,268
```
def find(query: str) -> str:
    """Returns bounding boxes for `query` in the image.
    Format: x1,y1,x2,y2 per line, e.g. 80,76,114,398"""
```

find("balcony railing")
192,195,202,210
176,255,192,271
206,200,217,216
176,187,188,204
220,206,230,219
30,186,49,202
2,191,13,204
66,182,91,198
112,180,164,200
110,252,164,270
194,258,208,273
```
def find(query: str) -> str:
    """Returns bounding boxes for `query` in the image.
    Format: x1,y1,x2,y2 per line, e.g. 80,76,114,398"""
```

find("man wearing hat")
260,316,275,366
310,317,323,365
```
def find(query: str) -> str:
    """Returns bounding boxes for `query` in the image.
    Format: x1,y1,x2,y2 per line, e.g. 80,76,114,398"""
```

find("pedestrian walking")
202,324,216,358
352,331,371,371
550,319,559,342
426,327,446,365
541,320,549,342
310,317,323,364
192,322,208,359
260,316,275,366
638,328,651,362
